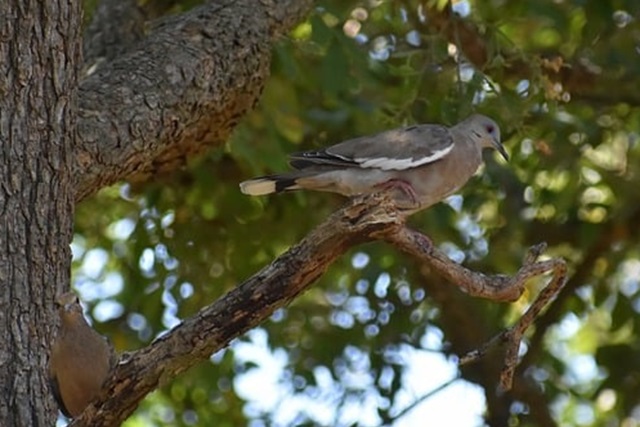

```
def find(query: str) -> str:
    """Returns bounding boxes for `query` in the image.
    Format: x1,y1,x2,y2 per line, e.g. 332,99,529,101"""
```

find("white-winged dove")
239,114,508,211
49,292,116,418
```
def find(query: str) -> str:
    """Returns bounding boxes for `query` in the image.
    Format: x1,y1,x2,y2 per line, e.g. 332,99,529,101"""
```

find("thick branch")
75,0,313,202
69,194,401,426
68,194,566,425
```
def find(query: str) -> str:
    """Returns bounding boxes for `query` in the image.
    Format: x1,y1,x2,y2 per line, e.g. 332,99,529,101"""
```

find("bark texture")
0,0,81,425
74,0,313,201
0,0,313,424
71,196,396,426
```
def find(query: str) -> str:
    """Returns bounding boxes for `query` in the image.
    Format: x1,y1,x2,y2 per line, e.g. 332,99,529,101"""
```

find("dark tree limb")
68,194,566,425
74,0,314,202
69,194,400,426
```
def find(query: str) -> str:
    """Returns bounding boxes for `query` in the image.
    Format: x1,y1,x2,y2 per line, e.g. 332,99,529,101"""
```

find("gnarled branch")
75,0,314,202
68,194,566,425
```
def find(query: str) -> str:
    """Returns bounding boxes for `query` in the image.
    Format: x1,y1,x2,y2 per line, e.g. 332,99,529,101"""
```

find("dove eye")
485,124,495,134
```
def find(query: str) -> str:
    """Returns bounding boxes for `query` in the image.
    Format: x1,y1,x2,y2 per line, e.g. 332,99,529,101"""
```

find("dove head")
465,114,508,161
55,292,84,322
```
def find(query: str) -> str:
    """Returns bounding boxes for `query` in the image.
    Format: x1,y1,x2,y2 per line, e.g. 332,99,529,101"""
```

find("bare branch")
457,245,567,391
385,375,460,426
69,194,401,426
68,194,566,424
380,225,567,391
383,228,538,302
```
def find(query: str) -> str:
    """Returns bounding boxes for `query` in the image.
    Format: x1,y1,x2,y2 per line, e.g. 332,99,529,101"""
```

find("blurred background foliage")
71,0,640,426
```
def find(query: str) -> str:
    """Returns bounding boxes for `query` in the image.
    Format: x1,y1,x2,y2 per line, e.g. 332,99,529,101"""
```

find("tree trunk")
0,0,312,424
0,0,81,425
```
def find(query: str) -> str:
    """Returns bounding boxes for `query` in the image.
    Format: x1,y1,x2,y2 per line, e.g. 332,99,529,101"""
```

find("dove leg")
375,179,419,207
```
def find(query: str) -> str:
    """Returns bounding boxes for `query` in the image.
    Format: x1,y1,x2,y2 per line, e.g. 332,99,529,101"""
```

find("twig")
457,245,568,391
381,227,567,391
382,227,533,302
385,375,460,426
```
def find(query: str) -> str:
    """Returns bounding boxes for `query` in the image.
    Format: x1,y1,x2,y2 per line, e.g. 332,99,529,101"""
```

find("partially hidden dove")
49,292,117,418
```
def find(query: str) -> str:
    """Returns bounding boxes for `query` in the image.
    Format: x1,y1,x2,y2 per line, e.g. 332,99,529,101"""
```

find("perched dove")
49,292,117,418
239,114,508,211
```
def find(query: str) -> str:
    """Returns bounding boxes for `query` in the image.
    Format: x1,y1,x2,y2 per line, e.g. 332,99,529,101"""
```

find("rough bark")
83,0,145,67
71,196,396,426
0,0,81,425
74,0,313,202
0,0,314,424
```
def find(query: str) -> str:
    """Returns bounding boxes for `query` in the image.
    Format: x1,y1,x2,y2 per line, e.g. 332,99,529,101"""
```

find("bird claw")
375,179,419,208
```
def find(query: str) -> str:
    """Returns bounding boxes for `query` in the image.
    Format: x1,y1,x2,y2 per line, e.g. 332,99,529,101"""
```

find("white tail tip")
239,179,276,196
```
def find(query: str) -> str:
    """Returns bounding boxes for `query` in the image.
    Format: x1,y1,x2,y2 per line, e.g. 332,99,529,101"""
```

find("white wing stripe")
355,144,454,170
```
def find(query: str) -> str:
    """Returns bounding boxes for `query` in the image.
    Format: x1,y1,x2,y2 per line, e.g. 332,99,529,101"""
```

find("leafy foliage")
74,0,640,425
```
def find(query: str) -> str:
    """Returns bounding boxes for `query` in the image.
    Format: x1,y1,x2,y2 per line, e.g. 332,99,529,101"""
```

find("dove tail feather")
274,177,299,192
240,176,301,195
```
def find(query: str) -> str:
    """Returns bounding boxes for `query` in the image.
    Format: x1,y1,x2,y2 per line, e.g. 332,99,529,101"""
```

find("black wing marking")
288,124,454,171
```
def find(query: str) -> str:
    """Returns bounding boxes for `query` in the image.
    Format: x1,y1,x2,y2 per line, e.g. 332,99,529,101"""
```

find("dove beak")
493,139,509,162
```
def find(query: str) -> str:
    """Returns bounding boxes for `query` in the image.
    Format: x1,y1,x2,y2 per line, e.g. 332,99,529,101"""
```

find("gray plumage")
49,292,117,418
240,114,508,211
